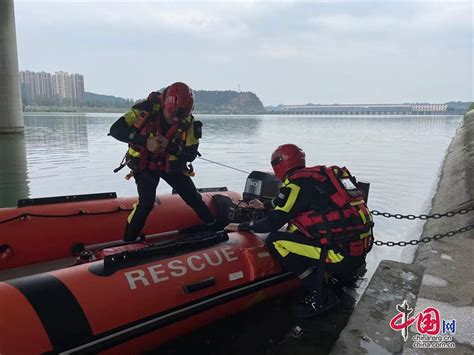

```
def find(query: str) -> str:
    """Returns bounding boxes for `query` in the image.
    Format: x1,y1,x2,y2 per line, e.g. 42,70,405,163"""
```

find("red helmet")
271,144,306,180
163,82,195,119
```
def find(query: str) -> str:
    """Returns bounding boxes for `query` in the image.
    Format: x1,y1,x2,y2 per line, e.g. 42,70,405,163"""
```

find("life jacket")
126,99,193,173
288,165,374,257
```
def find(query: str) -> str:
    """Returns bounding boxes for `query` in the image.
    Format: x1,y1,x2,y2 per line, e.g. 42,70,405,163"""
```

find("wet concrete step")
330,260,424,354
403,236,474,354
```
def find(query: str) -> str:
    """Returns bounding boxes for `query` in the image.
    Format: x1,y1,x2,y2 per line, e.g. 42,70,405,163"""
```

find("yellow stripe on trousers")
272,240,344,263
127,203,138,223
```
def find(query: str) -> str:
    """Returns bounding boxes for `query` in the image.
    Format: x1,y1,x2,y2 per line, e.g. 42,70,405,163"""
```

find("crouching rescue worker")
109,82,216,242
225,144,373,317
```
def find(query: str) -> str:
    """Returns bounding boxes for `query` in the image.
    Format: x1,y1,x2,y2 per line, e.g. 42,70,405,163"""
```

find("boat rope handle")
0,207,133,224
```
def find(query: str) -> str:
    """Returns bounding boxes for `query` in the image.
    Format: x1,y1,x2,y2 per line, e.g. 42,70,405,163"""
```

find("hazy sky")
14,0,473,105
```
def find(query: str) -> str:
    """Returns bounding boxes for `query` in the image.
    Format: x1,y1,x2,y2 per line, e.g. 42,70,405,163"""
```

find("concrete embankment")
331,111,474,354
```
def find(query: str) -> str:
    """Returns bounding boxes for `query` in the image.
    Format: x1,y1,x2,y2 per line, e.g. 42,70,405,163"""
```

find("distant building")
37,71,53,98
19,70,37,97
52,71,70,99
19,70,85,105
70,73,84,104
280,103,448,115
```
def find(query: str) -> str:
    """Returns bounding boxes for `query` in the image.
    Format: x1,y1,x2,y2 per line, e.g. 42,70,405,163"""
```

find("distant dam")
277,103,458,115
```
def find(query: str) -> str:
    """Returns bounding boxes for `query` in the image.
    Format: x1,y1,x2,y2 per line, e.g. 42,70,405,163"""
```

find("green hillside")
21,86,265,114
85,89,266,113
194,90,265,114
84,92,134,108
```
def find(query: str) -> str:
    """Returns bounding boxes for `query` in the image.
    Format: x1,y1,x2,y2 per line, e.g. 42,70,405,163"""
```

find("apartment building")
19,70,85,104
71,73,85,104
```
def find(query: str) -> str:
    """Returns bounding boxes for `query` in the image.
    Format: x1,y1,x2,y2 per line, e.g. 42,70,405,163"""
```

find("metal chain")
374,224,474,247
370,205,473,220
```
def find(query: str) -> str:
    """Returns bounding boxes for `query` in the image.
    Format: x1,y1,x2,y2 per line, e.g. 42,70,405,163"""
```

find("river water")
1,113,461,263
0,112,462,352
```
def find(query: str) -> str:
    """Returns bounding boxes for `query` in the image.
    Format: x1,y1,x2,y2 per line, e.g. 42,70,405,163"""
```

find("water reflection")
18,114,95,203
24,113,89,151
0,133,29,207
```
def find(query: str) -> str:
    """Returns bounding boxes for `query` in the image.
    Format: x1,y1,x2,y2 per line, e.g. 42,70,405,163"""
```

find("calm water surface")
0,113,462,282
0,112,463,353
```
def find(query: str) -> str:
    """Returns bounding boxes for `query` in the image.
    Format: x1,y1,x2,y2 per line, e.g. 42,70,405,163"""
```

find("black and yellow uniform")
237,174,370,291
109,95,215,242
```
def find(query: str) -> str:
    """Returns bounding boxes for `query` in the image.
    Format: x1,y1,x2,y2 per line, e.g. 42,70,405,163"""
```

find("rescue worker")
225,144,373,317
109,82,216,242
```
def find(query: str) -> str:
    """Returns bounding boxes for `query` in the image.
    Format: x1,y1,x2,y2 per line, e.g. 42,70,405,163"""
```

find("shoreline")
331,110,473,353
22,109,465,117
405,110,474,353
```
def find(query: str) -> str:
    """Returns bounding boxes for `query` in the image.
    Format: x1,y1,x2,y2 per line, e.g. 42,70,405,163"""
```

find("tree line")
20,85,265,114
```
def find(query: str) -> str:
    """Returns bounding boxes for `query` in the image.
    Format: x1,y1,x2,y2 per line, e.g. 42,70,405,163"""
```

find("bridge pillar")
0,133,29,207
0,0,23,133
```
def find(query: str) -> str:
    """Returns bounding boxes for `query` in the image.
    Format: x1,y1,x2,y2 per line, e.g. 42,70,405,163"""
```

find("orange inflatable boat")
0,189,239,271
0,172,297,354
0,231,299,354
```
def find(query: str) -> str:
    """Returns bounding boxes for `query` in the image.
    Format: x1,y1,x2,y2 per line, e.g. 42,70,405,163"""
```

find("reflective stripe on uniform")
350,200,370,226
327,250,344,263
274,183,300,213
272,240,344,263
186,118,199,146
127,203,138,223
287,223,298,233
359,231,371,240
123,109,141,127
127,147,141,157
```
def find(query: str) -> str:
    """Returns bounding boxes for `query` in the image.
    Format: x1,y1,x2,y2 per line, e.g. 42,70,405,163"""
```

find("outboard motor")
243,171,281,203
229,171,281,223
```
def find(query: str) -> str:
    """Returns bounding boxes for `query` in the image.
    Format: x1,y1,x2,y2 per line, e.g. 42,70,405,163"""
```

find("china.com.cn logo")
389,300,457,349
